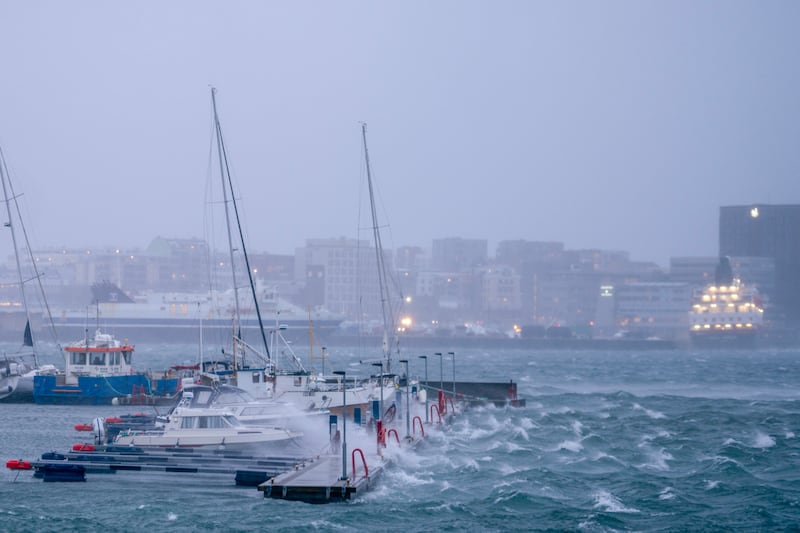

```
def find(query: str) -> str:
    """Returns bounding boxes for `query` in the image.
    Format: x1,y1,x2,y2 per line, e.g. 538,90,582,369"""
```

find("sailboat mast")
361,123,396,373
210,88,271,365
0,146,37,365
211,88,243,341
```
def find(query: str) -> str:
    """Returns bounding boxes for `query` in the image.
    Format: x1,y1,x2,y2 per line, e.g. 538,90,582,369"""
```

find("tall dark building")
719,204,800,321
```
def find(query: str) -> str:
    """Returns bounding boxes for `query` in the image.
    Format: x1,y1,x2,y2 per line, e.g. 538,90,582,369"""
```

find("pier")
259,451,386,503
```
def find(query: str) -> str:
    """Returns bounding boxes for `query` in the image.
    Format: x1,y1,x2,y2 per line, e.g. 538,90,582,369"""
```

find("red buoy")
71,443,95,452
105,417,123,424
6,459,32,470
74,423,93,431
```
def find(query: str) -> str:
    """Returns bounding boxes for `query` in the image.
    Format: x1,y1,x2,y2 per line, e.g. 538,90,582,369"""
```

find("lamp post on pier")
332,370,347,481
418,355,428,423
435,352,443,394
448,351,456,405
399,359,410,438
371,361,384,421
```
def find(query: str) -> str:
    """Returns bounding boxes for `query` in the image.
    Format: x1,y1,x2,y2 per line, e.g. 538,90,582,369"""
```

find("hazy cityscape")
2,203,797,345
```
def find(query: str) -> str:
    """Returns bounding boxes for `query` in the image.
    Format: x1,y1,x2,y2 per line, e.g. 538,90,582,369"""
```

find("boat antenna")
210,87,271,364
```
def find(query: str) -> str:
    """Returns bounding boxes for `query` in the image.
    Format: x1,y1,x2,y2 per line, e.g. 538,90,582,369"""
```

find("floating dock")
26,446,310,486
259,450,386,503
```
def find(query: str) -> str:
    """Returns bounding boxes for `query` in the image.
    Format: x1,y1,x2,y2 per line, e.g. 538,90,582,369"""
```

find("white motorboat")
111,391,301,452
179,384,328,430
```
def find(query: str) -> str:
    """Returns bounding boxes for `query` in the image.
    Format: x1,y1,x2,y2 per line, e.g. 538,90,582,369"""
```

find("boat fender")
92,417,106,444
74,423,93,431
6,459,32,470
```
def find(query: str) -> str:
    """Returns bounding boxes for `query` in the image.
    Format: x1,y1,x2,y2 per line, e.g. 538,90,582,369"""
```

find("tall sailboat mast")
0,146,37,365
210,88,271,365
361,123,396,373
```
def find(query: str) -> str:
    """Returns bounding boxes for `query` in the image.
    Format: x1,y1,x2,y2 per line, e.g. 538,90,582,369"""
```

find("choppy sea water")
2,344,800,532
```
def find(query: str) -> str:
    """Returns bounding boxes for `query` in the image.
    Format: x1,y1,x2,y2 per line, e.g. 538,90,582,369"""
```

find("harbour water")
2,344,800,531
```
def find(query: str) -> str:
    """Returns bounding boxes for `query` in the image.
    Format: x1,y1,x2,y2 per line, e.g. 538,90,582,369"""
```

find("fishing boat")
32,328,181,405
109,390,301,452
0,144,62,402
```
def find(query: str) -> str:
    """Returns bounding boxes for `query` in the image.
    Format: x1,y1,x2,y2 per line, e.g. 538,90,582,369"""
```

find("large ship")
48,281,344,344
689,257,764,348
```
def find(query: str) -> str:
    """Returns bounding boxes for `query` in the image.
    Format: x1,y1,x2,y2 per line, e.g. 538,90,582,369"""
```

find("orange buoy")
71,443,95,452
74,423,93,431
6,459,32,470
105,417,123,424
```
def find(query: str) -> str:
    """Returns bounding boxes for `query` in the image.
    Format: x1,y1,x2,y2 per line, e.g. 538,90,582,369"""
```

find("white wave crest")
633,403,666,419
555,439,583,453
658,487,675,500
592,489,640,513
753,432,775,449
167,513,178,522
705,479,721,490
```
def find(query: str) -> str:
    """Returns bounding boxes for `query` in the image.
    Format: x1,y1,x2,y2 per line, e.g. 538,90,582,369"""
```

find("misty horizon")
1,3,798,270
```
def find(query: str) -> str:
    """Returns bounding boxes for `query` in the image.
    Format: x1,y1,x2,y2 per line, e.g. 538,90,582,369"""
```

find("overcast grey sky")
0,2,797,269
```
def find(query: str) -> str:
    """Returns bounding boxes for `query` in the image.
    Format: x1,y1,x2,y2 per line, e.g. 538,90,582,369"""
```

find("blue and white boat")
33,329,181,405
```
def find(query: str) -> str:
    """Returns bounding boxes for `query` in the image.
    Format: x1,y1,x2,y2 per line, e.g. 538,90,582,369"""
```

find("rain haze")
0,2,798,269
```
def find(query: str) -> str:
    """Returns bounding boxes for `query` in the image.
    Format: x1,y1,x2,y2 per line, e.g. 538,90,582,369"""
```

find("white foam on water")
753,432,775,449
388,468,435,487
571,420,584,436
167,513,178,521
512,426,531,441
518,416,539,430
640,447,673,471
592,489,640,513
633,403,666,419
555,439,583,453
786,431,795,439
658,487,676,500
497,462,525,476
705,479,721,490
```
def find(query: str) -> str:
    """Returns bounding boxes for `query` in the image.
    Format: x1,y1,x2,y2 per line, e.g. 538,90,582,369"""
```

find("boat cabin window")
122,351,132,365
252,372,261,384
192,390,213,406
71,352,87,365
109,352,120,365
90,352,106,365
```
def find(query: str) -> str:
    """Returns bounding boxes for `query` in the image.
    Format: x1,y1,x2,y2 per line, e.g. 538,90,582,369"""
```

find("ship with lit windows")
689,257,764,348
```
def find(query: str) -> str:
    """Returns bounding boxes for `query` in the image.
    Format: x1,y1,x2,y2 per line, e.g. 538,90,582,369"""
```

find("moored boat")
33,329,181,405
109,391,301,452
